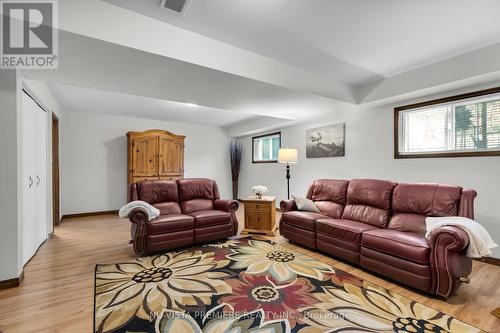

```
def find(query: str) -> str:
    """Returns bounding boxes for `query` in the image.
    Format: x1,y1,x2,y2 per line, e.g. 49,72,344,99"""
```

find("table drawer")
245,202,272,212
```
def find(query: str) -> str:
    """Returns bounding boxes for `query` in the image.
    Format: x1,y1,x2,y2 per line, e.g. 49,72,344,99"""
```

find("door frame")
52,113,60,228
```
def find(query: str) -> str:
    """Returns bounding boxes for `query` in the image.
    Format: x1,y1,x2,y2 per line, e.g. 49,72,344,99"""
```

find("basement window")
395,88,500,158
252,132,281,163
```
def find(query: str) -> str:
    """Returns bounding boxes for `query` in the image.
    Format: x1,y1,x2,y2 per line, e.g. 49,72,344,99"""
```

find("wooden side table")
241,196,277,236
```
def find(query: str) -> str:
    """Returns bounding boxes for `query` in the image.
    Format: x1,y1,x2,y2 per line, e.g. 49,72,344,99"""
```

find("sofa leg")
459,276,471,284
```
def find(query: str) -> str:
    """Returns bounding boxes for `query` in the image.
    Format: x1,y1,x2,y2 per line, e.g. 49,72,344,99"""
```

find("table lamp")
278,148,298,200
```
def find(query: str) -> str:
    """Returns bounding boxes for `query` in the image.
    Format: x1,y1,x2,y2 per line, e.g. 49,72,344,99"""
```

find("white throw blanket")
425,216,498,258
119,200,160,221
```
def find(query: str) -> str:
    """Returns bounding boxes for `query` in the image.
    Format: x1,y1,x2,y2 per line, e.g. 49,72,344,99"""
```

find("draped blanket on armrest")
425,216,498,258
119,200,160,221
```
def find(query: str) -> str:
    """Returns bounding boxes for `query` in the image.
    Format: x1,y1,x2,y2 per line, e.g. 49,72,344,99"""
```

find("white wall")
238,93,500,258
60,111,232,215
0,70,22,280
23,79,64,118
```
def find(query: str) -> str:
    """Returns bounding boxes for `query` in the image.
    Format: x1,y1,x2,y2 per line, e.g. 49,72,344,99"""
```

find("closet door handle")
29,176,33,188
36,175,40,186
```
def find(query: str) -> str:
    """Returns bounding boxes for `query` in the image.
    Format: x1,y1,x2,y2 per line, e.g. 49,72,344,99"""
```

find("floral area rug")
94,238,484,333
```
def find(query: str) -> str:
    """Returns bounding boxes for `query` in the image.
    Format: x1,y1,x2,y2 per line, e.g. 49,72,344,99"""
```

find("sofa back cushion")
342,179,396,228
136,180,181,215
388,183,462,234
306,179,349,218
178,178,220,214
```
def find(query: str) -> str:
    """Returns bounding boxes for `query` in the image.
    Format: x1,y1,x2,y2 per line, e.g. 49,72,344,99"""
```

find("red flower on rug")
219,273,318,327
328,269,363,288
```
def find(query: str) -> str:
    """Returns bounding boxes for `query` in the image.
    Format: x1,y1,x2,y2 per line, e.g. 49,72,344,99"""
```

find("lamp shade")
278,148,298,164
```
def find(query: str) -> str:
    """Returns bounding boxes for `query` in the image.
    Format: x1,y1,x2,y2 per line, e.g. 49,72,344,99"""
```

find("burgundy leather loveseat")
280,179,477,298
128,178,239,255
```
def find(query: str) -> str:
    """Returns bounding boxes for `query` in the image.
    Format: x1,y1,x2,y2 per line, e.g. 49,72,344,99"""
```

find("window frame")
394,86,500,159
252,131,282,163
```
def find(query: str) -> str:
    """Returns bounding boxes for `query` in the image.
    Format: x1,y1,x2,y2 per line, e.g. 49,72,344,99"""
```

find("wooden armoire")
126,130,185,186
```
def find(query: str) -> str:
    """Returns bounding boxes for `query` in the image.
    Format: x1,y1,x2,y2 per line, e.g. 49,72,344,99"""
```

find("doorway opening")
52,114,60,229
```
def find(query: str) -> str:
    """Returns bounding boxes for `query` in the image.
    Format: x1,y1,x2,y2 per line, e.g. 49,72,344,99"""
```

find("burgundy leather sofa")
128,178,239,255
280,179,477,298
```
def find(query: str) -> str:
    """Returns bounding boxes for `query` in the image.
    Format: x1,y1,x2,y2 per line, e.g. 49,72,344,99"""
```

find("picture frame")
306,123,345,158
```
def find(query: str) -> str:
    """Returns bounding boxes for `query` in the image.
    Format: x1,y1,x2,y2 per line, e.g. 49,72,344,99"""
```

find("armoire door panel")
131,136,158,177
159,138,184,176
127,130,185,191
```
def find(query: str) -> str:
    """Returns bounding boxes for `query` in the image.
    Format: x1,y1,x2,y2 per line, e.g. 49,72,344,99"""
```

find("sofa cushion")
194,223,233,244
293,196,321,213
342,179,396,228
316,219,378,244
189,210,231,228
178,178,219,201
148,230,193,253
360,248,431,292
281,211,327,231
147,214,194,235
361,229,430,265
153,202,182,215
137,180,180,204
178,178,220,214
280,223,316,249
388,183,462,234
306,179,349,218
181,199,214,214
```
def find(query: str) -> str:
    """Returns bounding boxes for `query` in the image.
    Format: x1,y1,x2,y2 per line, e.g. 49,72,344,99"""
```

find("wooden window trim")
252,131,281,163
394,86,500,159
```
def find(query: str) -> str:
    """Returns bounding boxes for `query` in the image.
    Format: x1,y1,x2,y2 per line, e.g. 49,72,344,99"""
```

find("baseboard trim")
0,270,24,290
62,210,119,220
474,257,500,267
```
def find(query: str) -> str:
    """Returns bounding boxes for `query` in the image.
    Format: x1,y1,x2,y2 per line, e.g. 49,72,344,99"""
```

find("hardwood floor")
0,207,498,332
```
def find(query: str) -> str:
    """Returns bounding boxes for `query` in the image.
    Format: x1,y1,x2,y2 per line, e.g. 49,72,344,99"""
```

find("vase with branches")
230,140,243,200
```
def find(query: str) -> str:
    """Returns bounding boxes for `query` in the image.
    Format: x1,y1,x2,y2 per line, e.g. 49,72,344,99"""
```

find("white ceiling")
47,83,257,127
104,0,500,85
21,0,500,135
23,30,348,120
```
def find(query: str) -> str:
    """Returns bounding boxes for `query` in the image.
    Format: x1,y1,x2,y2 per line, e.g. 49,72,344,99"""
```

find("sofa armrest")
214,199,239,236
129,183,138,203
429,226,472,298
214,199,239,212
458,188,477,219
280,200,297,212
129,207,149,223
128,208,150,256
429,226,469,251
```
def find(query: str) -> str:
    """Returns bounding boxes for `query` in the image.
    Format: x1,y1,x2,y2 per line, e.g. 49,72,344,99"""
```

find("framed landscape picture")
306,123,345,158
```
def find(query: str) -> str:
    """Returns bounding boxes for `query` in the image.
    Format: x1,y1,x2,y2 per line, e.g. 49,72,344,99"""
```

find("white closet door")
22,92,36,265
22,91,47,265
35,100,47,251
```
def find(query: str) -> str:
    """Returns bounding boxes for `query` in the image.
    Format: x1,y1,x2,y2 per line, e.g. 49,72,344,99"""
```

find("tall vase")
230,139,243,201
232,180,239,200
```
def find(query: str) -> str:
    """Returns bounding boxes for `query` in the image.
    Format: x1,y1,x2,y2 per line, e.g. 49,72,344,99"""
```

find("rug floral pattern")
94,238,484,333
